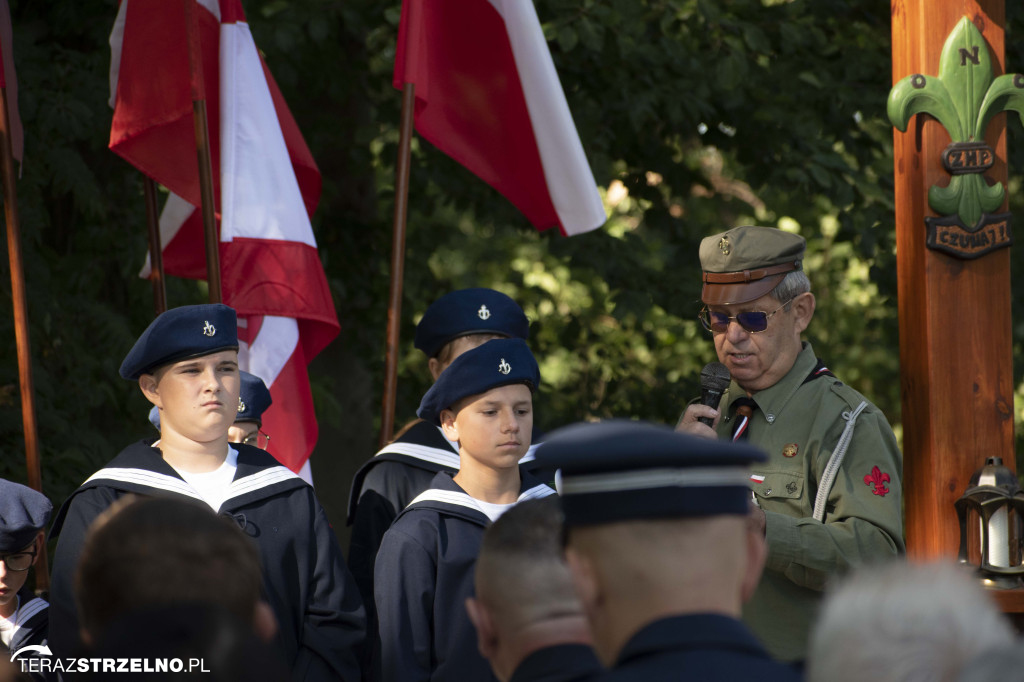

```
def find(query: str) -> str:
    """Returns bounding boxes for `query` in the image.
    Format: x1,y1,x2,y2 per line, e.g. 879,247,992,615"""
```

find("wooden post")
379,82,415,448
143,176,167,314
891,2,1012,564
0,36,49,591
183,0,221,303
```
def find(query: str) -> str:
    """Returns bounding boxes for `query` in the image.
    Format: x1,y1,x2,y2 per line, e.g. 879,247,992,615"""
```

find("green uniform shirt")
715,342,905,662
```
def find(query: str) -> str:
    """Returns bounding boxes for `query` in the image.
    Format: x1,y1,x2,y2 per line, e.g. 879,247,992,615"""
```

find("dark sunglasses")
699,297,796,334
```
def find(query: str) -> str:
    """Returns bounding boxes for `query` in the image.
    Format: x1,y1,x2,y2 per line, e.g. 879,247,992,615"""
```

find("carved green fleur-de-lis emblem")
888,17,1024,256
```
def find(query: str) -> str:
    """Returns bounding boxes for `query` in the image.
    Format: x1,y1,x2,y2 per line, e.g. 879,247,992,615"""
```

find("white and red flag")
394,0,606,236
109,0,337,483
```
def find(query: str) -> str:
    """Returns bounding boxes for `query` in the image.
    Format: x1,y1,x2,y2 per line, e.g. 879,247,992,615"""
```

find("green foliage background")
2,0,1024,541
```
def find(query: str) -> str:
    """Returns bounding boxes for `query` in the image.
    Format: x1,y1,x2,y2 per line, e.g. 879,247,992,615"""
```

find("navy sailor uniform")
603,614,800,681
347,421,461,597
1,588,49,681
347,420,546,655
49,440,365,682
374,469,554,682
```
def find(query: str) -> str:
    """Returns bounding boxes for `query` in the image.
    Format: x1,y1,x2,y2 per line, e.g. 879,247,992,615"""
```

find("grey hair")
806,561,1015,682
769,269,811,306
955,642,1024,682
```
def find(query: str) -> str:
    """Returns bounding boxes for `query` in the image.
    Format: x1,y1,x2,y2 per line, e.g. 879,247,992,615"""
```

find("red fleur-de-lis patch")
863,466,891,497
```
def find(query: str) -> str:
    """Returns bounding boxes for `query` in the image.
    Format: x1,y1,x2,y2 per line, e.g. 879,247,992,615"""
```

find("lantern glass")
973,499,1023,569
986,505,1021,568
955,456,1024,587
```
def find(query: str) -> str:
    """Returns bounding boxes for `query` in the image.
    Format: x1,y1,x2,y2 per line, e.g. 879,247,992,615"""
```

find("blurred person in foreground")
536,420,799,681
676,225,904,662
806,561,1014,682
466,496,602,682
954,641,1024,682
75,495,288,681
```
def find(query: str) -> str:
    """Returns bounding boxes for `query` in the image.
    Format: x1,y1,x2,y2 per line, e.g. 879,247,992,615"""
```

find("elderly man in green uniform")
677,225,904,663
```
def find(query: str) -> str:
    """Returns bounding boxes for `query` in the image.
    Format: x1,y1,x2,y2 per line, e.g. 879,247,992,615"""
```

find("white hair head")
806,561,1015,682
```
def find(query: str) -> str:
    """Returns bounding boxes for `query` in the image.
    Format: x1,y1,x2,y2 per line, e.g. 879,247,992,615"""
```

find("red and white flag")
109,0,337,483
394,0,606,236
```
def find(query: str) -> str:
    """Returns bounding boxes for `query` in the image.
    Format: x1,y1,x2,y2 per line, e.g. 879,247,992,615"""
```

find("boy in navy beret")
347,288,536,658
374,338,554,682
48,303,365,682
0,478,52,671
535,420,799,681
227,370,273,448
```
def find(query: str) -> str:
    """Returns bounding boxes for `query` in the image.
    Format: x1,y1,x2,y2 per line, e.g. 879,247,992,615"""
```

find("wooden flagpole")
183,0,221,304
143,176,167,314
379,82,415,448
0,31,48,591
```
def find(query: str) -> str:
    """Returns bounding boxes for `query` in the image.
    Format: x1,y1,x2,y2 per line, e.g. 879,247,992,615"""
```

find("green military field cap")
699,226,806,305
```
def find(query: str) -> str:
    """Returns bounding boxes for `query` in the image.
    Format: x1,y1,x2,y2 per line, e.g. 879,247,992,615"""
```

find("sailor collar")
4,589,47,644
51,440,305,537
402,470,554,525
375,422,461,469
347,421,542,522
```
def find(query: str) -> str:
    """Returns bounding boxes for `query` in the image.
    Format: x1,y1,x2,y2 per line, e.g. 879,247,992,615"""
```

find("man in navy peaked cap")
49,303,365,682
0,478,52,668
535,420,799,681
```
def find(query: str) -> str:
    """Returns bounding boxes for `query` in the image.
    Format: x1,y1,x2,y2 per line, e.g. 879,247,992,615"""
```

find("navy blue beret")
414,288,529,358
534,420,767,525
236,371,273,424
120,304,239,380
0,478,52,553
417,338,539,424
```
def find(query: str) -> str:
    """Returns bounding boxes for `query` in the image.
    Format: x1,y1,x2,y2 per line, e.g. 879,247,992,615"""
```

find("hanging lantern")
955,457,1024,588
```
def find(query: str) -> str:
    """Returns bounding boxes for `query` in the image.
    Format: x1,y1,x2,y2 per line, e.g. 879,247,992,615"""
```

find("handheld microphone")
698,362,731,427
